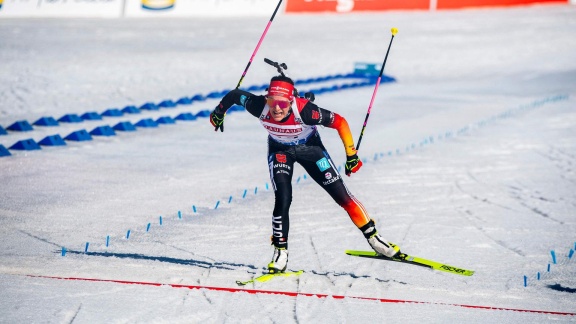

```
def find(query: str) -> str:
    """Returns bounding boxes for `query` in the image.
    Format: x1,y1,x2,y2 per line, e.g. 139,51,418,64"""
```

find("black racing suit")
215,89,370,249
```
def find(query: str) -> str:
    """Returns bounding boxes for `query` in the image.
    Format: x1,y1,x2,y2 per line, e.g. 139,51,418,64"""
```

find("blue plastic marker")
106,235,110,247
228,196,233,203
569,249,574,259
192,205,197,213
551,250,557,264
523,276,527,287
265,183,269,190
126,230,131,239
159,216,163,225
215,201,220,209
178,211,182,219
61,247,67,256
85,242,89,253
296,176,301,184
537,272,541,280
547,263,551,272
243,189,247,198
254,187,258,194
146,223,151,232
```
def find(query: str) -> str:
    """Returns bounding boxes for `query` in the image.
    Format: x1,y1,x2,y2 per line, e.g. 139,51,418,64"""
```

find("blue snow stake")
178,211,182,219
537,272,540,280
58,114,83,123
158,100,176,108
569,249,574,259
214,201,220,209
65,130,92,142
90,125,116,136
195,110,211,118
146,223,151,232
10,139,41,151
296,176,301,184
126,230,131,239
228,196,233,203
191,94,205,101
85,242,89,253
39,135,66,146
140,102,159,111
523,276,527,287
122,106,140,114
113,121,136,132
176,97,193,105
547,263,551,272
61,247,67,256
0,145,10,157
81,112,102,121
106,235,110,247
135,118,158,128
254,187,258,194
243,189,247,198
7,120,34,131
266,183,269,190
192,205,197,213
551,250,557,264
156,116,176,124
159,216,163,225
102,108,123,117
33,116,59,126
175,113,197,121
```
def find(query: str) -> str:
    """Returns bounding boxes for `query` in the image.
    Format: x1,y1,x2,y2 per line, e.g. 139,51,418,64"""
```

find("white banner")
124,0,279,17
0,0,125,18
0,0,282,17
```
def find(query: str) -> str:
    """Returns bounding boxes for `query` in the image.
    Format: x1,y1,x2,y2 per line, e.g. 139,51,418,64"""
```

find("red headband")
268,81,294,100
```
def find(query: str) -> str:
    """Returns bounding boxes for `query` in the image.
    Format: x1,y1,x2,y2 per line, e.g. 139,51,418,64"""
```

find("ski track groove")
457,173,518,212
507,183,565,225
455,208,525,257
538,146,576,185
67,303,82,324
308,235,337,287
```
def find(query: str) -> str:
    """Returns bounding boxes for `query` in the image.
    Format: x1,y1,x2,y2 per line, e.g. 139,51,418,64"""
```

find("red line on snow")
27,275,575,316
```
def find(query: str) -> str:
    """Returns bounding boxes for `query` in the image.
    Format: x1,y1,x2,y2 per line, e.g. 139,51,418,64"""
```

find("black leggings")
267,133,370,249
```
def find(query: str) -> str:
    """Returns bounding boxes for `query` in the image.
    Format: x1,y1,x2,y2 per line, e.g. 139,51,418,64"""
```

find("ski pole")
235,0,283,89
356,27,398,152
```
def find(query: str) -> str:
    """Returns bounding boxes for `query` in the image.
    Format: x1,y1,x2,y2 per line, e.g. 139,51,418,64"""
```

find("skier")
209,68,400,273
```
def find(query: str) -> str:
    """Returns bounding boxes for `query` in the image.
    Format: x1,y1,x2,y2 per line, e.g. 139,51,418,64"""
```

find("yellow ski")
346,250,474,276
236,270,304,286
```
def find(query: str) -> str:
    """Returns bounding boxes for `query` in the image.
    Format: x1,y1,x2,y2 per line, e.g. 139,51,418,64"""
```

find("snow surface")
1,5,576,323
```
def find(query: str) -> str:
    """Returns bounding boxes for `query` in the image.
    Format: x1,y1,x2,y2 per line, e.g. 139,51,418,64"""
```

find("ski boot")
360,219,400,258
268,247,288,274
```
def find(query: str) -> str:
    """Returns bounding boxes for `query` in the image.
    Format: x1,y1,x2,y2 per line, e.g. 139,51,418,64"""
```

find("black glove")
210,111,225,132
345,154,363,176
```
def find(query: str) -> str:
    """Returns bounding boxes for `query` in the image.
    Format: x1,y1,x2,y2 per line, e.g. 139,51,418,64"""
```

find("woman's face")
266,96,293,122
